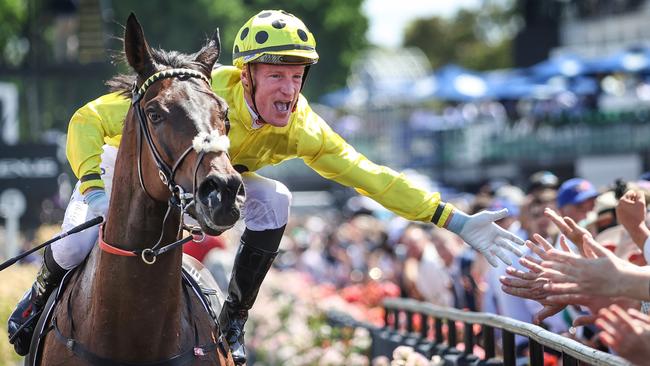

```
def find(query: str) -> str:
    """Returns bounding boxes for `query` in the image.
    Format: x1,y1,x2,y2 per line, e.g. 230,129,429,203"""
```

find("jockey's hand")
446,208,525,267
84,189,109,218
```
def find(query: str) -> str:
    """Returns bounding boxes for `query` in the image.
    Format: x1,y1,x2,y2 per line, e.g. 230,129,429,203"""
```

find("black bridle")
99,68,231,264
48,69,231,365
132,68,210,209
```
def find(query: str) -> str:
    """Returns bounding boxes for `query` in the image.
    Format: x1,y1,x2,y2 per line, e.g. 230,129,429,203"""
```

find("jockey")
8,10,525,363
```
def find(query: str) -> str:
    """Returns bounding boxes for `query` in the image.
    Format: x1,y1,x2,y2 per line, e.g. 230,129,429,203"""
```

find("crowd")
198,169,650,365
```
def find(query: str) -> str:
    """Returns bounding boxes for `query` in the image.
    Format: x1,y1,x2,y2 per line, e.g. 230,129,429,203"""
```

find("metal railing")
327,297,632,366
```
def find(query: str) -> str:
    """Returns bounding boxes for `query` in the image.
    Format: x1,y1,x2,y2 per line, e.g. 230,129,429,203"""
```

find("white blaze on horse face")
192,130,230,153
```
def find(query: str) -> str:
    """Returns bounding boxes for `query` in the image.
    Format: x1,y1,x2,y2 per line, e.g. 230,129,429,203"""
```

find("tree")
0,0,28,67
110,0,368,98
403,1,520,71
110,0,247,65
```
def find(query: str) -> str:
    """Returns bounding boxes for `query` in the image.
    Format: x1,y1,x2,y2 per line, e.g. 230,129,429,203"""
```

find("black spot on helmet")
255,30,269,44
297,29,308,42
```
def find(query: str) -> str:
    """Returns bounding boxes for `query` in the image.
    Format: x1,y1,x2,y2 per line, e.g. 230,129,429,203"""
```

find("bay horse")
32,14,244,365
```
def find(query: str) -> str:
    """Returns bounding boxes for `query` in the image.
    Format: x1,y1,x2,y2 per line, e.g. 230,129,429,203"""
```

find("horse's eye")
147,111,162,124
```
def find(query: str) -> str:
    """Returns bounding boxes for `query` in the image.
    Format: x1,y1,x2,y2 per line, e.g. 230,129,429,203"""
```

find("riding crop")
0,216,104,272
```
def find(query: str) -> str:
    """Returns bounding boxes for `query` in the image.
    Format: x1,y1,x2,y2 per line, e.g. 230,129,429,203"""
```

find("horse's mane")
106,42,215,97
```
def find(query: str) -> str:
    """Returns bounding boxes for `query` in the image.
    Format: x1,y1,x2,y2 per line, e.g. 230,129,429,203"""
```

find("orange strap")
98,225,137,257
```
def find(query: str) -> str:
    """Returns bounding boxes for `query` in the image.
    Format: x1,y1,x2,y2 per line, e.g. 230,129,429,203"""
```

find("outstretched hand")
538,234,632,298
498,235,570,324
596,305,650,366
449,209,525,267
500,233,640,326
543,208,592,255
499,255,565,324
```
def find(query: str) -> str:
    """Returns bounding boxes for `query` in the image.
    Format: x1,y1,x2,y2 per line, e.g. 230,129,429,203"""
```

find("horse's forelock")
106,44,212,96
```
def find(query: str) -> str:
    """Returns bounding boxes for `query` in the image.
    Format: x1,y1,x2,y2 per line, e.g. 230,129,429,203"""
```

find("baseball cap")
557,178,599,208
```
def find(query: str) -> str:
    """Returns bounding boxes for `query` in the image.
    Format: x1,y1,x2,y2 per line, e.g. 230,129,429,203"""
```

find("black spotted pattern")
258,12,272,18
240,27,249,40
234,45,239,53
272,19,286,29
255,30,269,44
297,29,308,42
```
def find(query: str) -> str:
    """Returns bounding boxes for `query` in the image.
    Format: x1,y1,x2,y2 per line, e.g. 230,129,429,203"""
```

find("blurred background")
4,0,650,244
3,0,650,364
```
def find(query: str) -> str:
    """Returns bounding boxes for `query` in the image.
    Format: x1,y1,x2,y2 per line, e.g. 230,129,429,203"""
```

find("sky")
362,0,482,48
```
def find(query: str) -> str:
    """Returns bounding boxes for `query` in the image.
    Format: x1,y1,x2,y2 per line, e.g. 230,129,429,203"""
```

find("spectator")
584,190,619,235
399,224,453,306
528,171,559,197
557,178,599,225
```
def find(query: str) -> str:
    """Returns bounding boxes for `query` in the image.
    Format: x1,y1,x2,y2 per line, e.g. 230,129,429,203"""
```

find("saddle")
25,254,226,366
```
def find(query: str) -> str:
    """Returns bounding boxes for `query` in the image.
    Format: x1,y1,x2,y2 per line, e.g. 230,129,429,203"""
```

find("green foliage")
403,1,519,71
0,1,367,140
241,0,368,98
0,0,28,66
109,0,367,98
110,0,247,66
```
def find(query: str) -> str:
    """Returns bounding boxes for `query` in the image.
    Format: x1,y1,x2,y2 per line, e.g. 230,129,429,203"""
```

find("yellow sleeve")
66,92,129,193
296,109,454,225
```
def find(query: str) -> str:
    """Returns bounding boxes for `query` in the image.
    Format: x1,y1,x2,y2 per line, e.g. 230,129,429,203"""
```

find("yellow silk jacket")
66,66,453,226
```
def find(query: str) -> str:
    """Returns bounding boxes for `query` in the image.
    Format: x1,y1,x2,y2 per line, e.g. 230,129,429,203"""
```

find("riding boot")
8,248,67,356
219,227,283,365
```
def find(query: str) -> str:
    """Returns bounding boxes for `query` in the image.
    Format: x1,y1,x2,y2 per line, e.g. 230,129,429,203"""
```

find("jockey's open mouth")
274,101,291,112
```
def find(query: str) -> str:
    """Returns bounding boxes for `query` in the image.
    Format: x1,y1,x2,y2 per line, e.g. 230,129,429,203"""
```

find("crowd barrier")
327,297,631,366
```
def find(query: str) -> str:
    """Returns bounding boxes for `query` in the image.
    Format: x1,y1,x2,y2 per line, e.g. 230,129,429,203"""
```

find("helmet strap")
246,63,268,124
292,65,311,112
246,63,312,118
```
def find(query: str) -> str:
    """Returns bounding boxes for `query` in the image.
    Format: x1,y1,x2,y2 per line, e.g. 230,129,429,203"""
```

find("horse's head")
123,14,244,235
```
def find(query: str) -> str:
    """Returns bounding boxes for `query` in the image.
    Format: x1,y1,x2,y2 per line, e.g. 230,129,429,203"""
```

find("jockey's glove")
84,189,109,218
446,208,525,267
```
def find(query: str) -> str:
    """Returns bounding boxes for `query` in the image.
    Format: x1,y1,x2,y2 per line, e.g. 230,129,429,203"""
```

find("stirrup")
8,312,40,344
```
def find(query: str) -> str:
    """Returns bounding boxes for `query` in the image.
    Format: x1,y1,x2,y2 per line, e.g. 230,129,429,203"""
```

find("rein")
133,68,212,207
101,68,228,264
49,68,230,364
98,225,203,265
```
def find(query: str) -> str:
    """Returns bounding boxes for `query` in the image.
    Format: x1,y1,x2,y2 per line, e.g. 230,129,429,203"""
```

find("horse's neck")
86,138,187,355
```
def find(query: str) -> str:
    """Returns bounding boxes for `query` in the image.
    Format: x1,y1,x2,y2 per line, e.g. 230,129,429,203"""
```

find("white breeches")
51,146,291,269
240,172,292,232
52,146,117,269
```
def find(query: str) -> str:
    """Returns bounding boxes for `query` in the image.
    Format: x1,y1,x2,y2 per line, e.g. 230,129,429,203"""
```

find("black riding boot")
8,248,67,356
219,227,283,365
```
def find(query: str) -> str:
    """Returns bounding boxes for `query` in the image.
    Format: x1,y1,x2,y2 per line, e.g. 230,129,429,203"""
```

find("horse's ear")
195,28,221,74
124,13,155,76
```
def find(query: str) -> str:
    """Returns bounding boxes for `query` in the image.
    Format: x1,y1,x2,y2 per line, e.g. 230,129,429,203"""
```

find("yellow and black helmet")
233,10,319,68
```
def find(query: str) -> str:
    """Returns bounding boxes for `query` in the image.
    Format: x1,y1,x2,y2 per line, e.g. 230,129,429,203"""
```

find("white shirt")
416,245,453,307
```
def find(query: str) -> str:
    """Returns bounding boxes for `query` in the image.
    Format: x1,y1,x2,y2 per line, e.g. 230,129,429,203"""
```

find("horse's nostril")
198,178,221,206
208,191,222,209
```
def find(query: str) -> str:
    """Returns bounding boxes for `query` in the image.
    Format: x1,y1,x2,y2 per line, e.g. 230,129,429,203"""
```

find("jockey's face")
242,63,305,127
